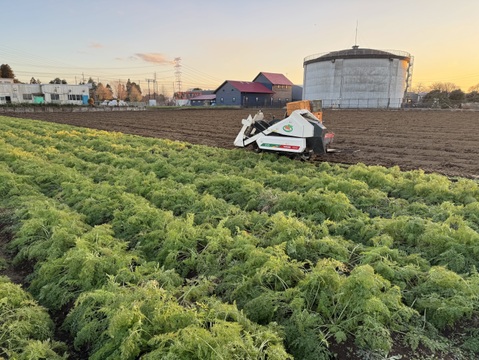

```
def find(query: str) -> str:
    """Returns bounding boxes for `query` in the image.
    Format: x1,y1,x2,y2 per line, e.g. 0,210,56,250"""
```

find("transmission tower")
174,57,182,94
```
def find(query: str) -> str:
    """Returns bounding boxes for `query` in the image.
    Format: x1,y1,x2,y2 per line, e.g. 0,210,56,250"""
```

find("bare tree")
429,82,459,93
468,83,479,92
443,82,459,93
412,83,426,93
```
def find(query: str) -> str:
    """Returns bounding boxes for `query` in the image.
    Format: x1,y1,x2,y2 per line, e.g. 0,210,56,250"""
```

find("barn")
214,81,274,107
252,72,294,107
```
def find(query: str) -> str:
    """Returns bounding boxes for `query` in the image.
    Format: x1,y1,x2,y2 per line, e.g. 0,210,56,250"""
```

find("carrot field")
0,115,478,359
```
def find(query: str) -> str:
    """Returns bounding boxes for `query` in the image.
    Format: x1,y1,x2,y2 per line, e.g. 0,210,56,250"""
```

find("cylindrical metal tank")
303,46,413,109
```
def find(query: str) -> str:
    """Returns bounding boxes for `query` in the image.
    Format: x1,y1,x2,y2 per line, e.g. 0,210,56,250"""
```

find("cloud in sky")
135,53,171,65
89,42,103,49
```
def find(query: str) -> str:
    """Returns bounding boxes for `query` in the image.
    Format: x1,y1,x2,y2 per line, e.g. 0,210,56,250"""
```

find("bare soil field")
7,108,479,178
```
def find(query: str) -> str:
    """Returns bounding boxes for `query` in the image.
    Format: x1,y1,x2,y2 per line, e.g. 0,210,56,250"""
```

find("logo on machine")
262,143,300,150
282,124,293,132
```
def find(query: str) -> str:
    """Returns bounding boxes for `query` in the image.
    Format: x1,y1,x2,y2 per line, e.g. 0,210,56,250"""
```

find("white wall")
0,83,89,104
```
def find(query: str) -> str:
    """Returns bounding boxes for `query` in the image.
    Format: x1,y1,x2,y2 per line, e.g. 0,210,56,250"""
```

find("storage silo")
303,46,413,109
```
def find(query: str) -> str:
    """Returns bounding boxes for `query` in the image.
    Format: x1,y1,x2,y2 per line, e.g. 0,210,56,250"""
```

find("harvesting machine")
234,101,334,159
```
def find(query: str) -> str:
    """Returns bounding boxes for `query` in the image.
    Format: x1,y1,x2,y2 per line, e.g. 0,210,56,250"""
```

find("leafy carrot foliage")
0,115,478,359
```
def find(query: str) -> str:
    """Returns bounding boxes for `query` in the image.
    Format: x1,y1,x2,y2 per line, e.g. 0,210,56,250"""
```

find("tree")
86,77,97,99
468,83,479,93
128,85,142,102
0,64,15,79
465,91,479,103
422,90,452,108
411,83,427,93
126,79,142,102
49,78,67,84
429,82,458,94
95,83,113,101
116,83,127,101
448,89,465,107
449,89,465,101
87,77,97,90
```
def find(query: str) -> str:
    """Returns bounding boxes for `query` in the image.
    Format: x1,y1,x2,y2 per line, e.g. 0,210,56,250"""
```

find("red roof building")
214,80,274,107
252,72,294,86
217,81,274,94
213,72,295,108
252,72,294,105
189,94,216,106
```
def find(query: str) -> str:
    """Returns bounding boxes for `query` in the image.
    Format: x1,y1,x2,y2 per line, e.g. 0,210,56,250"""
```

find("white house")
0,79,89,105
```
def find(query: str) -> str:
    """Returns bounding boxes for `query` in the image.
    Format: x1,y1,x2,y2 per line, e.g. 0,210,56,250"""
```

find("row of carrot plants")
0,150,289,359
0,115,478,359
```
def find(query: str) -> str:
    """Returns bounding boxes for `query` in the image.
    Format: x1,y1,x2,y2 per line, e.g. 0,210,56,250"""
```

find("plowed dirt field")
8,108,479,178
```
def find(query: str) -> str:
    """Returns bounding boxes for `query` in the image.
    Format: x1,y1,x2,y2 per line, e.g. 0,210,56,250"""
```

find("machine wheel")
252,143,262,153
300,151,313,161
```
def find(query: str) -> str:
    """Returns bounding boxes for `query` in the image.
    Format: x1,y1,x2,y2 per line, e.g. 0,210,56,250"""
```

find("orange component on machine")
286,100,323,122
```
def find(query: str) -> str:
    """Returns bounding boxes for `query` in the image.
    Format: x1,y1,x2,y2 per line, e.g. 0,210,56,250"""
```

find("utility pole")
154,72,157,101
145,78,155,100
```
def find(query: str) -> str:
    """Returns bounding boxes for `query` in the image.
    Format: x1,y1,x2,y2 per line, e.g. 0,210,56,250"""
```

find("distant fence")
320,98,404,109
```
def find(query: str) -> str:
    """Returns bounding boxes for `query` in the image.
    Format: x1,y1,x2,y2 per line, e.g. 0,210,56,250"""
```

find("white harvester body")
234,109,333,157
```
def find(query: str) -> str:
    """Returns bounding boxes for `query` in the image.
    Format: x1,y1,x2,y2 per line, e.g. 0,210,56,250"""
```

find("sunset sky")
2,0,478,94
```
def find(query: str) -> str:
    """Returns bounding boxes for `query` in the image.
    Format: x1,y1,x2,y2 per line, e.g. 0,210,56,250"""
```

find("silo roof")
304,46,411,65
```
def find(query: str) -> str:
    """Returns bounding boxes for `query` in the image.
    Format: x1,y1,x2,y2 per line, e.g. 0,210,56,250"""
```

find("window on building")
51,94,60,101
23,94,33,101
232,97,236,102
68,94,82,101
220,97,224,103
